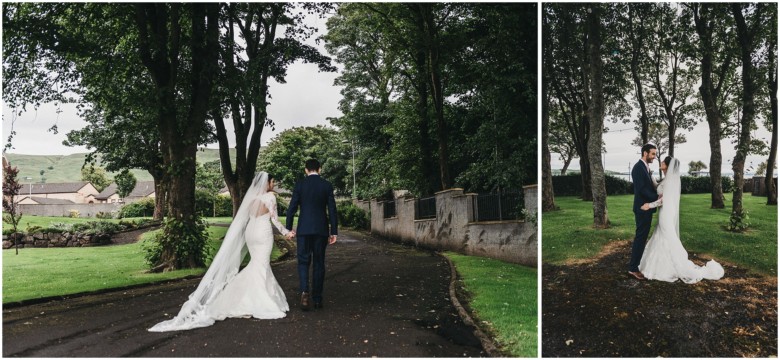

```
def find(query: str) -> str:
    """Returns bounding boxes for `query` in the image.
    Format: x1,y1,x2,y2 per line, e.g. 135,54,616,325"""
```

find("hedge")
552,174,734,197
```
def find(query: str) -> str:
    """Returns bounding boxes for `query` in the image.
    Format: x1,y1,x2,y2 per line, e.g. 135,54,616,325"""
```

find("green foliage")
681,176,734,194
326,3,537,197
80,165,112,192
688,160,708,175
257,126,350,196
728,209,751,232
68,210,80,218
114,170,137,199
95,211,114,219
143,217,210,269
336,201,369,230
194,189,232,217
119,198,156,218
70,221,123,235
2,164,23,249
552,174,633,196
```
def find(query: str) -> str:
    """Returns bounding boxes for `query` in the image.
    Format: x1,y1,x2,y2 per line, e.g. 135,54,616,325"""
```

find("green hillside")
5,148,239,184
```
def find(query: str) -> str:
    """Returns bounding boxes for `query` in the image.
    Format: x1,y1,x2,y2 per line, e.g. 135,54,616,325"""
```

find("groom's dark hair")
641,143,656,156
305,159,321,171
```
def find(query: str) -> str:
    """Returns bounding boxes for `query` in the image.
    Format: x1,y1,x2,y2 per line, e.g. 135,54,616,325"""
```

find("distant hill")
5,148,241,184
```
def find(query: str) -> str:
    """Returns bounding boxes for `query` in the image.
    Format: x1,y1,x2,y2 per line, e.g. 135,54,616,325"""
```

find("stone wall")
2,232,113,249
364,185,537,267
18,203,122,218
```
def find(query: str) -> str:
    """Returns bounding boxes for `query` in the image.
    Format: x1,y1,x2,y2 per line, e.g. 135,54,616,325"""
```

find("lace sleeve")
266,194,289,236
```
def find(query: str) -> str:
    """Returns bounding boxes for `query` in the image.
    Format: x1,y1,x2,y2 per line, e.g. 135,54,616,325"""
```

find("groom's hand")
328,235,337,245
641,203,650,211
286,231,296,240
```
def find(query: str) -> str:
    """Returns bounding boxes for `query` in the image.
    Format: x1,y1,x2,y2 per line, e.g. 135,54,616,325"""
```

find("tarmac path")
3,230,485,357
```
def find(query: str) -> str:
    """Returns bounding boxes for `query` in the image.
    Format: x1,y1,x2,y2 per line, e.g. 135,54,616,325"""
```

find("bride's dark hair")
268,174,275,182
663,156,672,167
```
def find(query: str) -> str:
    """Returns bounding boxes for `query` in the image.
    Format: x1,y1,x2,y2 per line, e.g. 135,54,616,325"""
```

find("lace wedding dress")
639,158,725,284
149,173,289,332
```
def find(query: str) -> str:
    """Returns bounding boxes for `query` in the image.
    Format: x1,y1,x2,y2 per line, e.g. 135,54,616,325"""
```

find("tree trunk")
136,3,220,270
586,4,608,228
766,33,778,205
419,4,450,191
730,4,761,222
542,42,556,212
628,6,650,145
693,4,726,209
561,159,571,176
150,169,167,221
579,157,593,201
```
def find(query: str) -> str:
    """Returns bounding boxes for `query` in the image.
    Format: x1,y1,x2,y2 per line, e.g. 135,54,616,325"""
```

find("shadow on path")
3,230,485,357
542,240,777,357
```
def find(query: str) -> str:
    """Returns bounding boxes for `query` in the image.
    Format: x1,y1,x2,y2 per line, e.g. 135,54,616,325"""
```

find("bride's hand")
641,203,650,211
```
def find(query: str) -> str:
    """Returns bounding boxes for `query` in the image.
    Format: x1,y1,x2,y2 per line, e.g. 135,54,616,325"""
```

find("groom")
628,143,658,280
285,159,338,311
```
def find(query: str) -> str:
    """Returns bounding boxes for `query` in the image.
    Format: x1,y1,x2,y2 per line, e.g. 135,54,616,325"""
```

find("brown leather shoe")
628,271,646,280
300,292,311,311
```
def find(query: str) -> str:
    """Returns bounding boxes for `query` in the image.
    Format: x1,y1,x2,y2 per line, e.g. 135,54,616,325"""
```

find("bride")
149,172,290,332
638,157,725,284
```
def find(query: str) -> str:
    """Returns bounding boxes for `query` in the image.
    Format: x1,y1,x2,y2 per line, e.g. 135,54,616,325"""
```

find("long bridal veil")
642,158,724,283
148,172,270,332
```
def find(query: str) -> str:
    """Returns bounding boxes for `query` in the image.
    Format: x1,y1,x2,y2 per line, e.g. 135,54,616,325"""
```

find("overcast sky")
1,9,342,156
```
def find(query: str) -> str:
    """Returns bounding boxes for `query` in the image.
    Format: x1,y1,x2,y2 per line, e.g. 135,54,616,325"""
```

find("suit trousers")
629,211,653,272
297,235,328,303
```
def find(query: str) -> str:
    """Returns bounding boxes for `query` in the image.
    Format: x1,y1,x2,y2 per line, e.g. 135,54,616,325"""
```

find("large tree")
686,3,738,209
586,4,609,228
542,10,556,212
3,3,222,270
210,3,335,217
647,3,701,158
257,126,350,196
729,3,771,229
762,5,778,205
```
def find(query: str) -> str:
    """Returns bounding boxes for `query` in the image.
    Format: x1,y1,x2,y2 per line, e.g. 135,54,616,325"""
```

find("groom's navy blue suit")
629,160,658,272
286,173,338,304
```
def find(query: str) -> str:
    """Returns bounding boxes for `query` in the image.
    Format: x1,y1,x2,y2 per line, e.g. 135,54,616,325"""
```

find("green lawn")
3,217,293,303
444,252,537,357
543,194,778,275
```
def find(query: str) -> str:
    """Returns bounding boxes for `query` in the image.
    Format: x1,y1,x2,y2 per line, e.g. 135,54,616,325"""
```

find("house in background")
96,181,156,204
18,196,76,205
17,182,100,204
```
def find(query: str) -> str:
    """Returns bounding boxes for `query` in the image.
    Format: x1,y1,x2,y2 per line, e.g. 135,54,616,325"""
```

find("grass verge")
542,194,777,275
3,217,293,304
443,252,537,357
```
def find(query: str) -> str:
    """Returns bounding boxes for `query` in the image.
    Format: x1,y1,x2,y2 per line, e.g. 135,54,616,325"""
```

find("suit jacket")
632,160,658,214
286,174,338,237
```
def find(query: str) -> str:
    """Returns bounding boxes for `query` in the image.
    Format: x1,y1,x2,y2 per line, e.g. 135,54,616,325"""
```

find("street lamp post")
24,177,33,197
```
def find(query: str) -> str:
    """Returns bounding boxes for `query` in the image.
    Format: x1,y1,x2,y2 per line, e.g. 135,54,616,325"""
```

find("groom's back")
286,175,338,237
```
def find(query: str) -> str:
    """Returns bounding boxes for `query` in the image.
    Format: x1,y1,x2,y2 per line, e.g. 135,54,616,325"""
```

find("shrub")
195,190,233,217
680,176,734,194
119,197,156,218
68,210,80,218
49,222,74,232
95,211,114,219
276,195,289,216
336,201,369,230
142,217,210,269
728,209,751,232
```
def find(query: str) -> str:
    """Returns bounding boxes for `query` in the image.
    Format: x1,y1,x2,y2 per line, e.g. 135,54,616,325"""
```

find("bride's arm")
267,194,290,236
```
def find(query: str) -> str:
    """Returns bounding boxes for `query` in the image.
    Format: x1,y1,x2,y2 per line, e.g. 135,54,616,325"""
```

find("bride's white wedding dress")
639,158,725,284
149,173,289,332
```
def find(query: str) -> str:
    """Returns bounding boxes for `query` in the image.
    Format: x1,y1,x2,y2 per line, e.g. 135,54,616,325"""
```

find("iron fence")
473,190,522,222
415,196,437,220
383,200,397,218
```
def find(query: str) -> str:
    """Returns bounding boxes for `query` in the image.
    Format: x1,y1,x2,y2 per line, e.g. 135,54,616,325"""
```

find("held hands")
641,203,651,211
285,230,296,240
328,235,337,245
